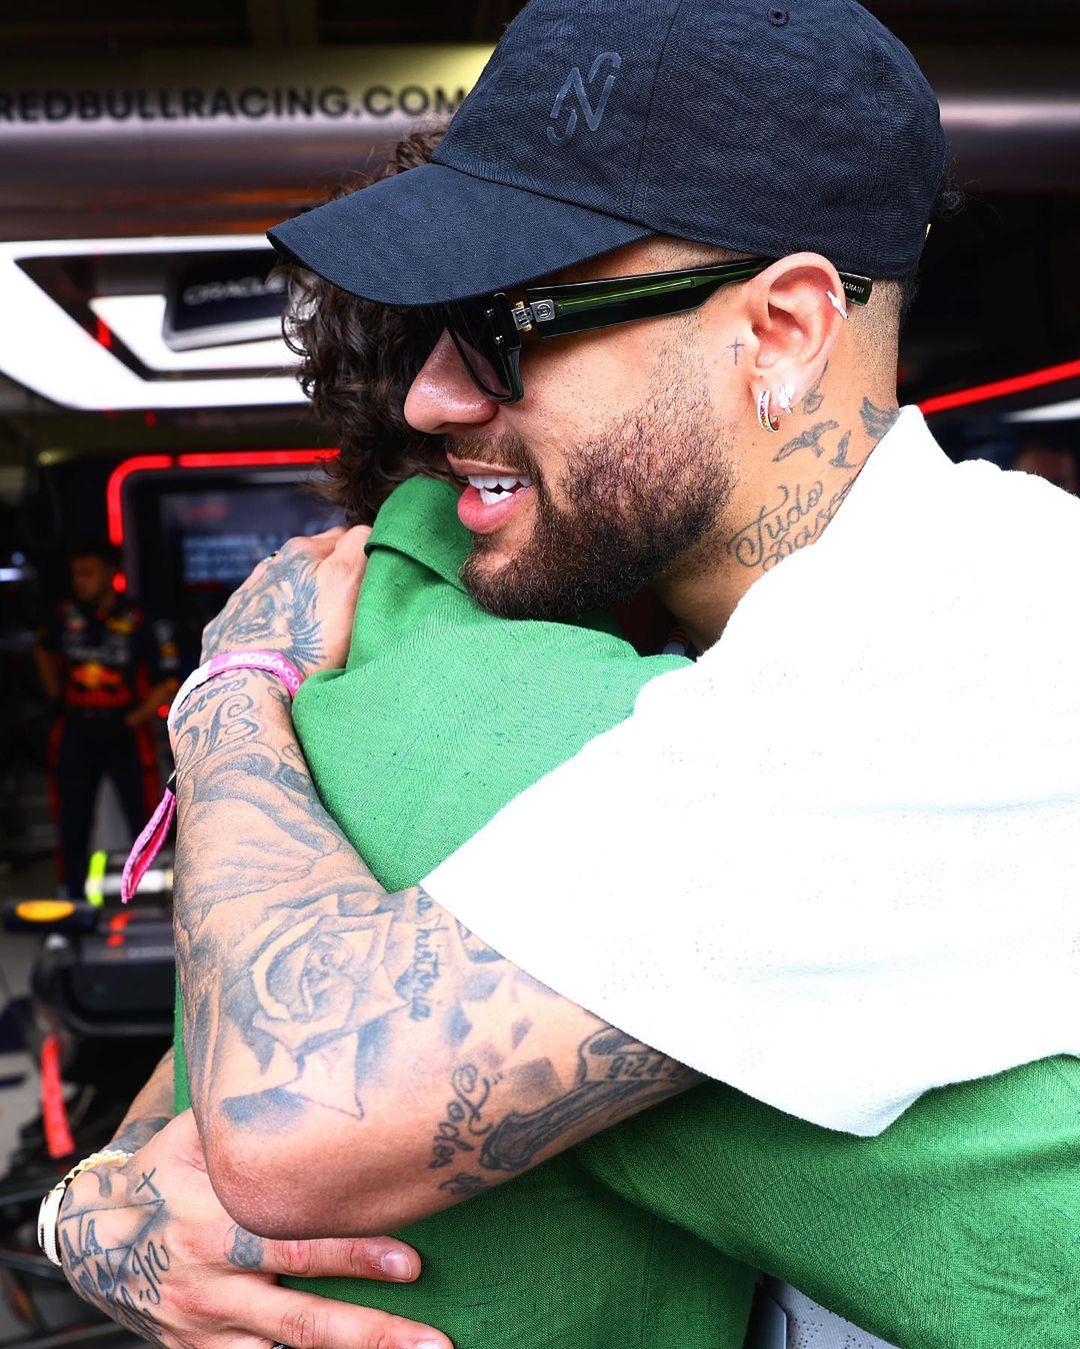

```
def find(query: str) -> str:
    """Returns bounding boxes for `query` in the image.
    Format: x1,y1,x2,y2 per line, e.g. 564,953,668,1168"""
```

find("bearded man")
45,2,1078,1347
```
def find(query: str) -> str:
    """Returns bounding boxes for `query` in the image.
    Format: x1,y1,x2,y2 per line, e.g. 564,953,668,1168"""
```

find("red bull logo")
69,661,131,708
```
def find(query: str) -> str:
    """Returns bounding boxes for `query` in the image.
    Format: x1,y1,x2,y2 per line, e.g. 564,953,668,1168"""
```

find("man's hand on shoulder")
199,524,371,675
57,1110,448,1349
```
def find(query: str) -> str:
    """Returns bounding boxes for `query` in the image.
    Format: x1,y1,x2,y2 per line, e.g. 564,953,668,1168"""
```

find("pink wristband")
121,650,305,904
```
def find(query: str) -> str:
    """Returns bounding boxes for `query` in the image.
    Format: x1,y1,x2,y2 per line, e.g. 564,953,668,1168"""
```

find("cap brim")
268,161,652,306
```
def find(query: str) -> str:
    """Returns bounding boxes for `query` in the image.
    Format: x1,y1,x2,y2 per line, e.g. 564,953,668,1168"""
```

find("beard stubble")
460,348,735,621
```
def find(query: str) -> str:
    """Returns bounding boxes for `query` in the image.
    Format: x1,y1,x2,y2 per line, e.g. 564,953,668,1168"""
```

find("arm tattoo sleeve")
171,673,695,1200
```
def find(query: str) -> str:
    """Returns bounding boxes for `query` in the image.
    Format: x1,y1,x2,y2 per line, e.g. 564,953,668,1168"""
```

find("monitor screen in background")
161,485,343,589
121,468,347,669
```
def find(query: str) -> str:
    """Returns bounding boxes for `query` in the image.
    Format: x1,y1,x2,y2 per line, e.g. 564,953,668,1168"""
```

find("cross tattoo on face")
728,337,745,366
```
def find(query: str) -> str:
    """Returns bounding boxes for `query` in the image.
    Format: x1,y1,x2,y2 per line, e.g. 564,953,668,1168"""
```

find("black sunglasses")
433,258,872,403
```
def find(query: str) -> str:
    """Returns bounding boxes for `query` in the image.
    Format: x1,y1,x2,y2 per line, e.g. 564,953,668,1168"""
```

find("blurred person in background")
33,541,180,898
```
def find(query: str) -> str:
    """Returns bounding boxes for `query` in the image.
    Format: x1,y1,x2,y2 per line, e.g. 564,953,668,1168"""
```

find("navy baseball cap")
269,0,947,305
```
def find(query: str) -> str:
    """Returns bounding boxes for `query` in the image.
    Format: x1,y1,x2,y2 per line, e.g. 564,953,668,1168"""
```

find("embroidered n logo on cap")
547,51,622,146
268,0,947,306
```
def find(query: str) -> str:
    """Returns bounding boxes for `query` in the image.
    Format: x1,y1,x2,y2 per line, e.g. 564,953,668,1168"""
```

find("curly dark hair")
283,127,450,525
285,131,962,524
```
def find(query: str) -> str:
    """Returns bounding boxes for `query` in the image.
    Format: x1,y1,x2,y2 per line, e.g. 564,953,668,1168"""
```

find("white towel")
425,408,1080,1135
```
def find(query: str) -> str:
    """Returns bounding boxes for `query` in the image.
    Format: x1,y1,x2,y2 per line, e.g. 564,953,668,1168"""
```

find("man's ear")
744,252,848,406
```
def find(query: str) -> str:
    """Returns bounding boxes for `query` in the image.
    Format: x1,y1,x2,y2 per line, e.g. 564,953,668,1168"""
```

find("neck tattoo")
725,395,898,574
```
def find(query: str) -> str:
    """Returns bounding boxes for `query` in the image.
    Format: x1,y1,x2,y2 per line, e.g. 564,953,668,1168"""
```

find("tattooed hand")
57,1110,449,1349
200,526,371,678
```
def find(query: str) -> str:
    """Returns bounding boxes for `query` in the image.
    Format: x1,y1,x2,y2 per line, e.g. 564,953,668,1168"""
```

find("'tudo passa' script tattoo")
732,393,900,571
727,477,855,572
166,384,901,1213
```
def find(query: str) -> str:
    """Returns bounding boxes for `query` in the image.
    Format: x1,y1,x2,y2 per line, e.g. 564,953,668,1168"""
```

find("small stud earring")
826,289,849,320
777,383,795,414
757,388,780,433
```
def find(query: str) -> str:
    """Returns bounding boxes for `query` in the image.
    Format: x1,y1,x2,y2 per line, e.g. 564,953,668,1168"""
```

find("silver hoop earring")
777,383,795,415
757,388,780,433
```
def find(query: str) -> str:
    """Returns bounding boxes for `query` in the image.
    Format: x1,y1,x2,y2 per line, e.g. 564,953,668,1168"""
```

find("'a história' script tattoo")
165,384,902,1215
